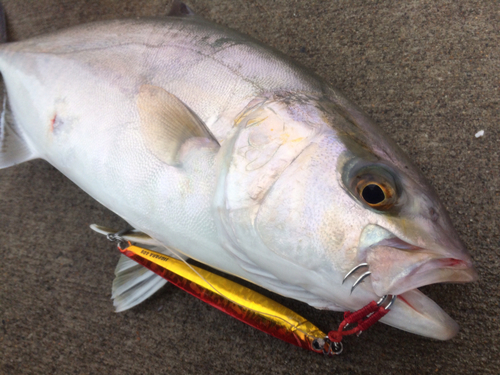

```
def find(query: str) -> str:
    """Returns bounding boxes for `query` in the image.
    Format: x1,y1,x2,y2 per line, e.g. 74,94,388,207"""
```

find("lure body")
120,244,330,353
0,10,476,339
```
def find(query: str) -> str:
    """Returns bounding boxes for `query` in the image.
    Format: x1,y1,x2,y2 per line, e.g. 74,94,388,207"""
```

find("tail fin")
0,3,36,169
0,94,35,168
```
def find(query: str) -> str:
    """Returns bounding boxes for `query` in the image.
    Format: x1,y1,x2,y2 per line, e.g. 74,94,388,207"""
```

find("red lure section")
120,247,321,351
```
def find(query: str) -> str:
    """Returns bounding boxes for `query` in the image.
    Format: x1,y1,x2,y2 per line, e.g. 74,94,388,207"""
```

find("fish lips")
365,238,477,297
359,237,477,340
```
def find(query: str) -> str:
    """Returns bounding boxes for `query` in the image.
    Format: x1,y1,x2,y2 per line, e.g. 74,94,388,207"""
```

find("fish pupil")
362,184,385,204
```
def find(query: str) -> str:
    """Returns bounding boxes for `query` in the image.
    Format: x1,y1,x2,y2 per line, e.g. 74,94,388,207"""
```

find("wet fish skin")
0,7,476,340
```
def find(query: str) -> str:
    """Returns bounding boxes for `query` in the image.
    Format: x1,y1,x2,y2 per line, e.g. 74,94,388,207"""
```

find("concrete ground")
0,0,498,374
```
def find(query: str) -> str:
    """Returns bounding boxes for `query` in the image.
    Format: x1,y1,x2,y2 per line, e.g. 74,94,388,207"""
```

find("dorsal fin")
137,84,219,166
168,0,195,17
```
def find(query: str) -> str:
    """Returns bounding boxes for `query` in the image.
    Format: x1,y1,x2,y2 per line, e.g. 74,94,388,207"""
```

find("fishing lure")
107,232,394,355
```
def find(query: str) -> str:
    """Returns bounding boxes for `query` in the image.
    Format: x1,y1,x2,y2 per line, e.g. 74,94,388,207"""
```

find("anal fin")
112,254,168,312
91,224,189,311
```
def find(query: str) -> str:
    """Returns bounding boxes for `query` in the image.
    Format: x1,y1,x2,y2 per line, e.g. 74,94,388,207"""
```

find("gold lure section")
122,245,330,353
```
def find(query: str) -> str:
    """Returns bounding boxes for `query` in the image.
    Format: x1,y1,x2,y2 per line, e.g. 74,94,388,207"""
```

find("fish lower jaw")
343,253,476,339
341,277,460,339
381,288,460,340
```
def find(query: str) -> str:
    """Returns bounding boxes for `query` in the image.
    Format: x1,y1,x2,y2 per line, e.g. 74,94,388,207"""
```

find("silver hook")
343,263,398,307
350,271,371,293
376,295,388,306
342,263,368,284
376,294,397,309
384,295,397,310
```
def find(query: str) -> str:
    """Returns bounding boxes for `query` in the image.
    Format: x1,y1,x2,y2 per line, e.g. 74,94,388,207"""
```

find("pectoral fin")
137,84,219,166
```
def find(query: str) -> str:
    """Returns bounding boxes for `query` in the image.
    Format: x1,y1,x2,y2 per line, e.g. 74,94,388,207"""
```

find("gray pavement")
0,1,498,374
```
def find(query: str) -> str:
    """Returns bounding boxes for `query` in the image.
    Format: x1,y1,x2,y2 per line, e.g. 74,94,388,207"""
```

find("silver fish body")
0,12,476,340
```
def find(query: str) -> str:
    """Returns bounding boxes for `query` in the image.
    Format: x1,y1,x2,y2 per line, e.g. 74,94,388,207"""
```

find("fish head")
337,138,478,338
342,158,477,298
232,93,477,340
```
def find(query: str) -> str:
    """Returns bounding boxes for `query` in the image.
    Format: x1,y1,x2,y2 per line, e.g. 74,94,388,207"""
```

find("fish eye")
344,162,400,211
354,172,397,211
362,183,386,204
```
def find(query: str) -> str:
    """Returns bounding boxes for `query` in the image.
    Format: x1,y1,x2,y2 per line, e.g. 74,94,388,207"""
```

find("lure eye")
355,174,397,210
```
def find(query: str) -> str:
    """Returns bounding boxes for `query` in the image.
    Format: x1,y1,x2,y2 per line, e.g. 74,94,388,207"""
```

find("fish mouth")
365,236,477,297
351,226,477,339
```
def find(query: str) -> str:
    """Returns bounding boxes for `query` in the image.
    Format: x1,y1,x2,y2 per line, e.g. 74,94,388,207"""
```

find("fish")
0,1,476,341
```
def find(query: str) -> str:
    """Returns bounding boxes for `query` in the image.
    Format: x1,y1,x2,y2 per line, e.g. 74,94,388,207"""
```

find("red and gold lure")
118,243,340,355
